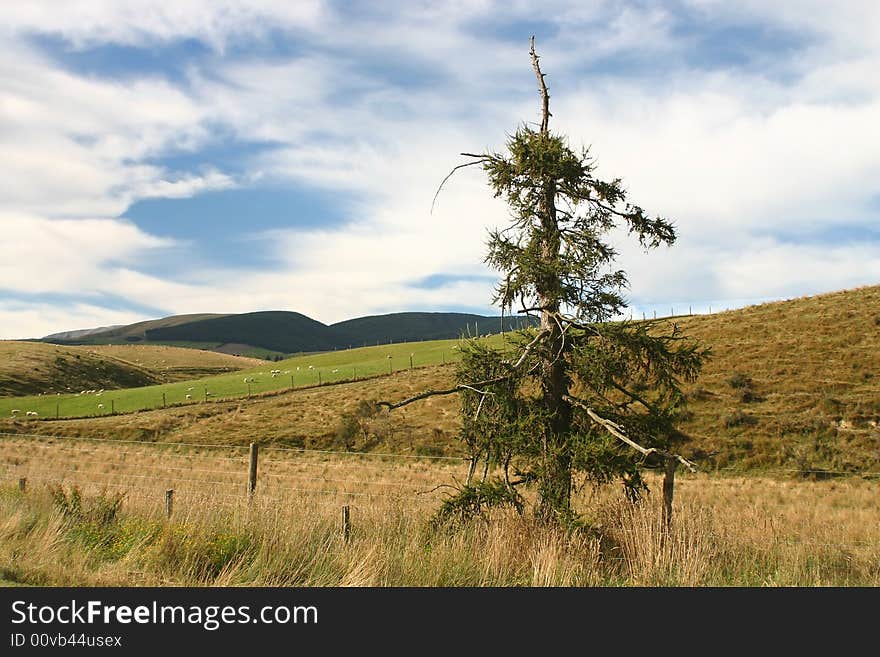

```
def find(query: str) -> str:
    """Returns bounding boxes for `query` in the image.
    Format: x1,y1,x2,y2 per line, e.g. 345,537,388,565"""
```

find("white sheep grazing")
26,411,37,417
185,394,192,400
187,386,194,391
11,409,20,415
332,369,339,373
97,403,104,409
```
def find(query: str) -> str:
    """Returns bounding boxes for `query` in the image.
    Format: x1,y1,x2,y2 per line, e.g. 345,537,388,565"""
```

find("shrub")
738,388,763,403
727,372,752,389
724,410,758,428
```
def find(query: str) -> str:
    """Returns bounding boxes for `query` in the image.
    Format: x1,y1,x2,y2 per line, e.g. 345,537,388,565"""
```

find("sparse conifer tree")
381,38,708,523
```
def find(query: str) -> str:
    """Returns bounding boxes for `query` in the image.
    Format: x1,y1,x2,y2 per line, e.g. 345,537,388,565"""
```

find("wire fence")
0,432,470,512
1,432,878,555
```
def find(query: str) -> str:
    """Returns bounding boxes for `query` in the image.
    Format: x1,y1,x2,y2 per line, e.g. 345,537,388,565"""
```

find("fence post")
111,400,115,414
342,505,351,543
165,489,174,519
18,477,26,492
162,392,166,408
248,443,259,497
661,456,677,534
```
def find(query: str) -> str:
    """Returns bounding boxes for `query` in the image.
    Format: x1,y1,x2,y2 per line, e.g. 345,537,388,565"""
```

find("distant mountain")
41,310,536,356
145,311,334,353
331,312,532,347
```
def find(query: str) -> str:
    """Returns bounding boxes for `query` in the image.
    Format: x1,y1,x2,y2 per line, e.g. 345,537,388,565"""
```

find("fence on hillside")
0,432,471,537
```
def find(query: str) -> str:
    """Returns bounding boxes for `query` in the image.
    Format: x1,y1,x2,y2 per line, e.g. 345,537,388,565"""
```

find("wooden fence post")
342,505,351,543
111,400,115,414
248,443,259,497
165,489,174,519
18,477,26,492
661,456,677,534
162,392,166,408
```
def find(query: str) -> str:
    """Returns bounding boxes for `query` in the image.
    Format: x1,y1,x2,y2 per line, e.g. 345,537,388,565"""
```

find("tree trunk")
531,39,572,520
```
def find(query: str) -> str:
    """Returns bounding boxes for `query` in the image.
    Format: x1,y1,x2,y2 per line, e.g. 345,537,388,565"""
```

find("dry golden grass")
0,436,878,586
0,341,264,398
87,344,264,379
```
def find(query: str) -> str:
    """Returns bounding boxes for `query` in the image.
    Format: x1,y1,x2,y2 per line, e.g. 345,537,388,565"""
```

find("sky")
1,1,879,339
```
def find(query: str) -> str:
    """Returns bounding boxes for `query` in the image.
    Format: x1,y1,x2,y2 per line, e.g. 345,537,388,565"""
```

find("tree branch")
431,156,489,214
529,35,551,134
562,395,696,472
376,327,549,410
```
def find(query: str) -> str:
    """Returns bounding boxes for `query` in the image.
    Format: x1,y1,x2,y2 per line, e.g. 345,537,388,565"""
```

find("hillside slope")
330,312,534,347
8,285,880,473
0,342,265,397
0,342,159,397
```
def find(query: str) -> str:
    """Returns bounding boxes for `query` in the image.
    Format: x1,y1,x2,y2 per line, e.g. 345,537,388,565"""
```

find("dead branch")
562,395,696,472
529,35,551,133
431,154,490,214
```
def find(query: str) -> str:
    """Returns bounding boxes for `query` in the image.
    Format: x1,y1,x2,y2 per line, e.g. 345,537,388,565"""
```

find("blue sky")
1,1,879,338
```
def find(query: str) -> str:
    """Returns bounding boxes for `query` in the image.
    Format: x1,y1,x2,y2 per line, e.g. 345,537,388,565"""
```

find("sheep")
97,403,104,410
25,411,38,417
10,409,20,415
332,369,339,373
187,386,194,391
185,394,192,400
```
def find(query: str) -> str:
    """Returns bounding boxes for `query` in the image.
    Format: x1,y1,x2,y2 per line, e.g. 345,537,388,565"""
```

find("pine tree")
382,38,707,523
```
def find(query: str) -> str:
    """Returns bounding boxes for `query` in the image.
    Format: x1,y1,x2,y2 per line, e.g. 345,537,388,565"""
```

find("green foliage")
445,42,707,520
50,485,124,527
430,478,524,529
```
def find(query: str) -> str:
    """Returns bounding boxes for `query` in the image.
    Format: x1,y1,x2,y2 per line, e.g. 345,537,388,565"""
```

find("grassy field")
0,336,487,420
0,434,877,586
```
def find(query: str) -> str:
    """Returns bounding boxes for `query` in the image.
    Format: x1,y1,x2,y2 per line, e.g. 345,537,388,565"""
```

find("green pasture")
0,334,511,420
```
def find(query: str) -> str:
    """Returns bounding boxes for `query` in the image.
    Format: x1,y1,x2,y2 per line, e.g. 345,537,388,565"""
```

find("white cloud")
0,1,879,339
0,301,149,341
0,213,174,296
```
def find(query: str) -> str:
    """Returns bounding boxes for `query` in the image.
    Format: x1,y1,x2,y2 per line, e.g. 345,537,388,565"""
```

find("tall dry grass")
1,473,878,587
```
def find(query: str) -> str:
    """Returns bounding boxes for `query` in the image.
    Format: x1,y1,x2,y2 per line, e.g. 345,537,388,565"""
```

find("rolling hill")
40,310,531,356
4,285,879,474
0,343,264,397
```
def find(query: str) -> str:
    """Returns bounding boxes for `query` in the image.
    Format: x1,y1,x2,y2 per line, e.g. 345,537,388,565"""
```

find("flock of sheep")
9,362,360,420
